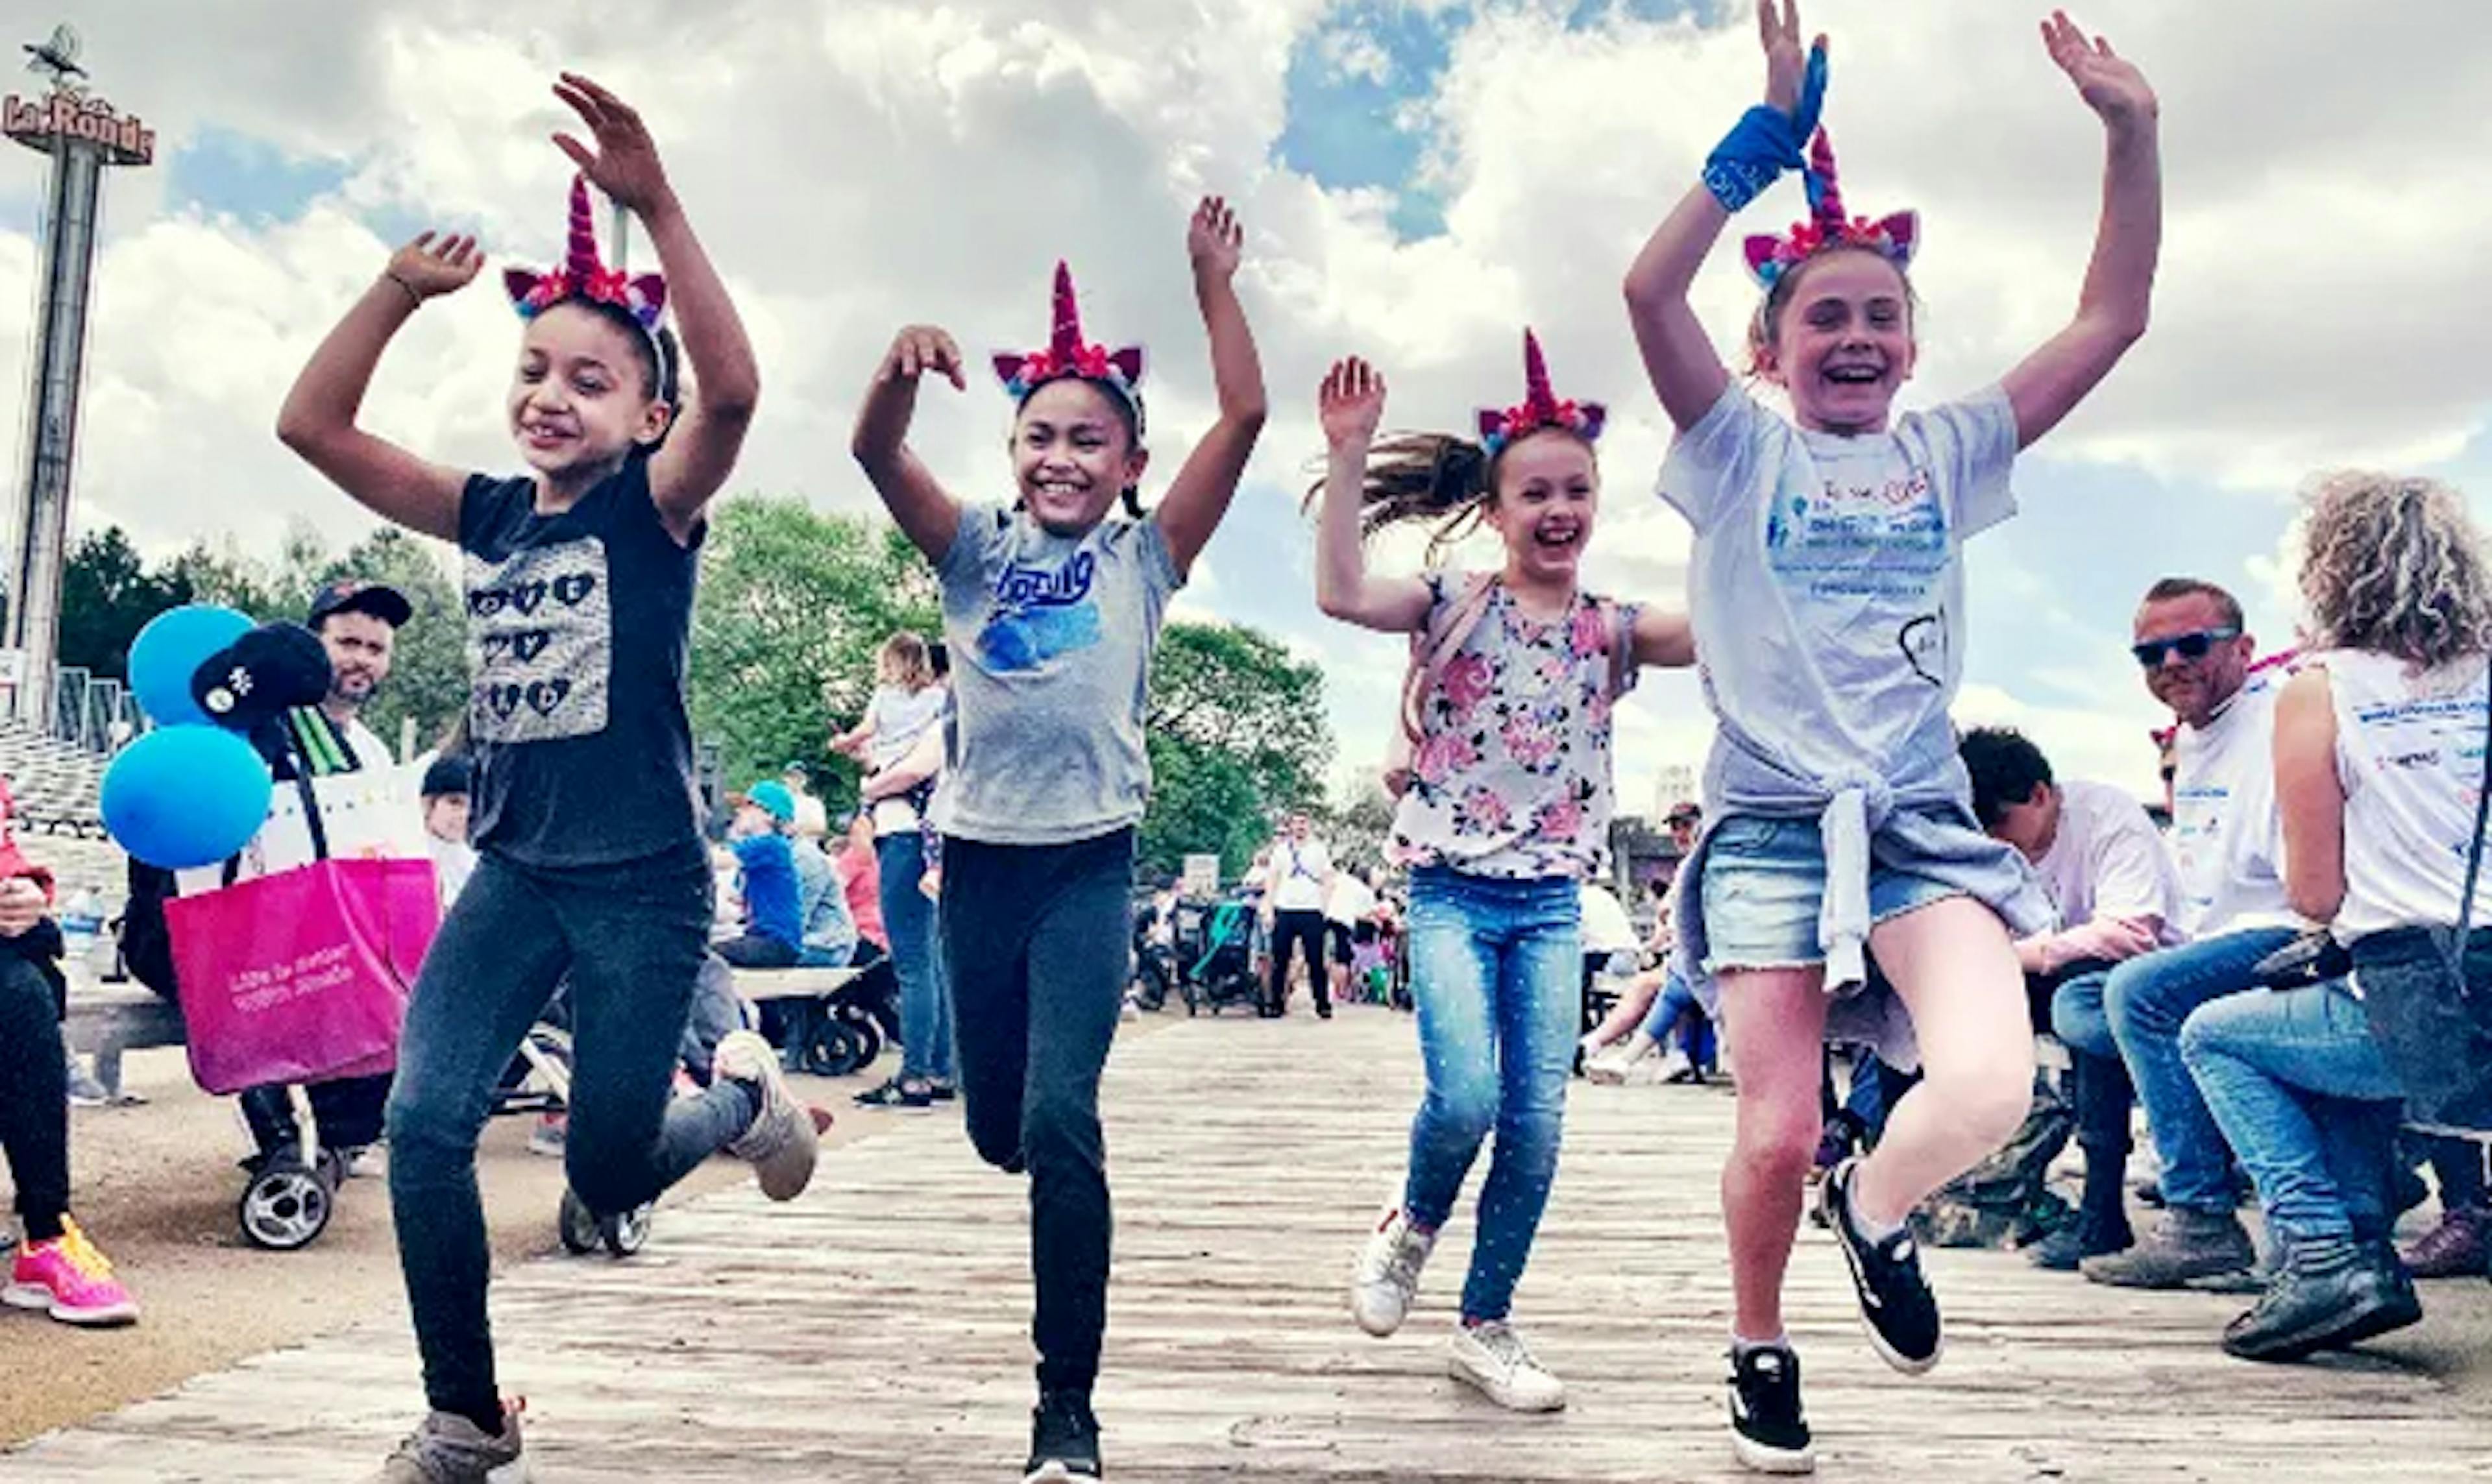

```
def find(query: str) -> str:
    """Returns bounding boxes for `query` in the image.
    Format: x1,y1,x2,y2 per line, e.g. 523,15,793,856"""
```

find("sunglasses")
2131,627,2240,669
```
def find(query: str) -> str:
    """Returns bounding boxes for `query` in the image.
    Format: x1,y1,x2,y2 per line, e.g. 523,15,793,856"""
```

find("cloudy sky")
4,0,2487,814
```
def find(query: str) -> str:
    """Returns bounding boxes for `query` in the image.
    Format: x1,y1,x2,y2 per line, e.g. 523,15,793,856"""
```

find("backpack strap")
1602,599,1636,701
1399,574,1499,746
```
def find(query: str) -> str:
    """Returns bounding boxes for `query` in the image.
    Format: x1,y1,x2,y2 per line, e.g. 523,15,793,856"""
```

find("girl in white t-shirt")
831,631,946,778
1622,3,2159,1468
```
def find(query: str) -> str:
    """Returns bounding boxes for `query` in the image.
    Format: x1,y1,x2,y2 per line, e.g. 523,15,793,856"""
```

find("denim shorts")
1699,812,1961,973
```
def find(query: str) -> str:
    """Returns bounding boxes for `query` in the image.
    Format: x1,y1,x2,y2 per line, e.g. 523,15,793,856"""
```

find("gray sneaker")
2081,1209,2254,1289
717,1030,820,1202
367,1409,528,1482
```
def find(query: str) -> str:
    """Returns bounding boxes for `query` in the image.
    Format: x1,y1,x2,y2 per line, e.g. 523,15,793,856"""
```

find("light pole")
4,24,153,730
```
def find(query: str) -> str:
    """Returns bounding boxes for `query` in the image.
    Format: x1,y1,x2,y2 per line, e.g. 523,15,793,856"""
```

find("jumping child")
1620,3,2159,1470
1319,338,1692,1411
276,75,818,1481
851,199,1265,1483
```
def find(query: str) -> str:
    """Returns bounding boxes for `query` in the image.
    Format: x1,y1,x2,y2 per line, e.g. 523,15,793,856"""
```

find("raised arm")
1999,14,2160,450
1624,0,1818,431
275,233,478,542
1153,197,1269,576
1311,358,1430,635
547,75,760,542
851,325,968,562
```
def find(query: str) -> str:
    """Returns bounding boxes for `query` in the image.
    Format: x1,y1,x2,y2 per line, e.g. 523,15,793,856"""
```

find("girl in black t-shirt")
277,75,816,1483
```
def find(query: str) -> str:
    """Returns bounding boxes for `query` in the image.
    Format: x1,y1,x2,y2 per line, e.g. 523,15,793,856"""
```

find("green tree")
1137,621,1333,881
688,496,938,798
57,526,191,679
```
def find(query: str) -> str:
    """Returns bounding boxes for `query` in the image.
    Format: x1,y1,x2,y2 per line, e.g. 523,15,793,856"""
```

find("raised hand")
1188,195,1243,282
1319,357,1386,450
880,325,966,391
1758,0,1816,115
385,232,483,300
552,73,674,215
2042,12,2156,127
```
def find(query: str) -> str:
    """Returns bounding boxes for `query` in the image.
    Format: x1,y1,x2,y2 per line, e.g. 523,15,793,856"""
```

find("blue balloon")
101,727,272,870
128,605,253,727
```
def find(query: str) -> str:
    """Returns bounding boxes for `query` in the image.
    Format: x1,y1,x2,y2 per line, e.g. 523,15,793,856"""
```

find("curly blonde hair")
2297,471,2492,671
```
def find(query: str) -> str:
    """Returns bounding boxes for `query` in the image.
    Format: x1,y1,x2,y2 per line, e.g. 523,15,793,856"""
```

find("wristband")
384,271,424,310
1701,40,1828,213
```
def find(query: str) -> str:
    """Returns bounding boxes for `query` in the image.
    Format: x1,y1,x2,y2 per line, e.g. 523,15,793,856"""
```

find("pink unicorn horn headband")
1477,330,1605,456
1742,128,1918,290
992,262,1147,425
503,175,668,334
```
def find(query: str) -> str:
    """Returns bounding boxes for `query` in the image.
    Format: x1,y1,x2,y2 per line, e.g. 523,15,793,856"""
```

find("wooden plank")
7,1007,2486,1481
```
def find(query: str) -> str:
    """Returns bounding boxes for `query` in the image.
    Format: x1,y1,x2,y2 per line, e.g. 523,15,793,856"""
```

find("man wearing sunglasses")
2073,578,2304,1291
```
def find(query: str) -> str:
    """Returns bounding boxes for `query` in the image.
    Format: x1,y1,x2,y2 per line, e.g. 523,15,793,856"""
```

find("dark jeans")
385,845,756,1426
2045,962,2136,1245
1267,907,1329,1016
879,831,955,1083
0,956,69,1243
940,828,1133,1398
239,1073,393,1160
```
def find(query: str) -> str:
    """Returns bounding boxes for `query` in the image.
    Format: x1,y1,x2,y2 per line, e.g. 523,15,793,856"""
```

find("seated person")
1962,726,2180,1271
715,783,804,970
792,829,861,971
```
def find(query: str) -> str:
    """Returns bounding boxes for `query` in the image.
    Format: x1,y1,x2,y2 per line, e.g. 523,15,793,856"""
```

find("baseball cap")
307,578,413,629
1664,800,1703,824
739,780,798,823
421,753,474,799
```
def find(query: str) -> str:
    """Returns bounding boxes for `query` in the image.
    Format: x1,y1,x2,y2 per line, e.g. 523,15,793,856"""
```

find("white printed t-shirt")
2169,674,2297,940
2320,648,2492,943
1269,838,1332,913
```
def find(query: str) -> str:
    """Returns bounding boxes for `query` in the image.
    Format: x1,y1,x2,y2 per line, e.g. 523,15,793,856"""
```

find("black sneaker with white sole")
1023,1391,1101,1482
1820,1157,1942,1374
1728,1343,1814,1474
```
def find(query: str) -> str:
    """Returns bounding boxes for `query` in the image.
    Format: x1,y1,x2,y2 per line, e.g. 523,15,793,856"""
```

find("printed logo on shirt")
466,537,613,744
979,550,1102,672
1898,609,1948,687
1763,467,1950,603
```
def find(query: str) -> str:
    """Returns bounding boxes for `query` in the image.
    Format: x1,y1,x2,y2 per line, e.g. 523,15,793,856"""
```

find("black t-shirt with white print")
459,454,703,868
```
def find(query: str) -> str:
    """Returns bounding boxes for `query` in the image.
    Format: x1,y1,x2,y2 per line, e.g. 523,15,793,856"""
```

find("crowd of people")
5,6,2488,1483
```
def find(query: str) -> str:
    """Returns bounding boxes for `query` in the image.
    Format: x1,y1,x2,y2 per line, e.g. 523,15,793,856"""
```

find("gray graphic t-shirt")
934,505,1182,845
460,456,703,868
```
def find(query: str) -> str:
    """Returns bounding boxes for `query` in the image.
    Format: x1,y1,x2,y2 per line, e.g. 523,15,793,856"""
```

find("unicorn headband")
503,175,668,337
1742,128,1918,290
1477,330,1605,456
992,262,1147,432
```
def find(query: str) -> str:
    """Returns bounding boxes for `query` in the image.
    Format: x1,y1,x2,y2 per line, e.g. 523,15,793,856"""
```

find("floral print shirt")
1390,574,1640,882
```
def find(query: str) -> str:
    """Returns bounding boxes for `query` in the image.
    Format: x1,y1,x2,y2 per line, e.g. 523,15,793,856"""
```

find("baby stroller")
1183,895,1264,1016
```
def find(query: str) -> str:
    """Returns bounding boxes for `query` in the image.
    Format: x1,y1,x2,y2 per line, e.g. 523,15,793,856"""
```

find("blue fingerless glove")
1701,40,1827,213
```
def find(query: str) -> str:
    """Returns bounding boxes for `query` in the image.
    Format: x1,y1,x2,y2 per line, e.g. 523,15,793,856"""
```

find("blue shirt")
731,833,803,949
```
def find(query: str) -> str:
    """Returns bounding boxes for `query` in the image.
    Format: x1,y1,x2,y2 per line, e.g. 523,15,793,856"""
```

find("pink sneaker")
4,1219,139,1327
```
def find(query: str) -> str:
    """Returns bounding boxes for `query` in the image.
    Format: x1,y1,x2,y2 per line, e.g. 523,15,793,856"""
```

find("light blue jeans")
879,831,956,1084
2103,927,2300,1214
2180,982,2404,1250
1401,867,1581,1322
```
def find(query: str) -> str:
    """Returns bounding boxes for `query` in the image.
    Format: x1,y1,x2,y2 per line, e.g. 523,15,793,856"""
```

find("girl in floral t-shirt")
1312,338,1691,1412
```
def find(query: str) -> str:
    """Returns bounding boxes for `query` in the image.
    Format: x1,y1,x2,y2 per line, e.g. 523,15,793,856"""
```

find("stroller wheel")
804,1016,872,1078
557,1187,601,1256
602,1202,654,1258
239,1162,334,1251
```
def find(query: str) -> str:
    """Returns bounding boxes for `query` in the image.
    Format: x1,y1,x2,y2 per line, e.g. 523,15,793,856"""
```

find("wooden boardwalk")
9,1006,2488,1481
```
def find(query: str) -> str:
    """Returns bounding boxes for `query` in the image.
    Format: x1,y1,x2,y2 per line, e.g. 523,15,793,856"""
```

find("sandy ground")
0,1041,909,1446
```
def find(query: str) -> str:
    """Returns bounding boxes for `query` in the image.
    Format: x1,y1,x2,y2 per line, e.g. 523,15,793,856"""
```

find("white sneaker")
716,1030,820,1202
1585,1047,1640,1085
1449,1320,1567,1412
1350,1207,1437,1337
1630,1049,1692,1086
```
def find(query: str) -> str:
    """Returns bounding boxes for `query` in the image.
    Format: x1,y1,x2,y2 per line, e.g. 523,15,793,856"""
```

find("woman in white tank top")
2178,472,2492,1362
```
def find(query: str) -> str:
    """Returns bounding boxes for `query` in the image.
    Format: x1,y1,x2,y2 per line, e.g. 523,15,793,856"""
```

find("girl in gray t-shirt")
1621,5,2161,1467
851,198,1266,1483
1314,337,1694,1415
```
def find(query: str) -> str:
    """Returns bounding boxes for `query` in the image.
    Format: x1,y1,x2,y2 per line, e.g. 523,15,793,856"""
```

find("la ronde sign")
5,92,153,167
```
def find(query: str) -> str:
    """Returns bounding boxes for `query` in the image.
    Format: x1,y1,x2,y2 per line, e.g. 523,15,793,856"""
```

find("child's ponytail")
1305,432,1495,562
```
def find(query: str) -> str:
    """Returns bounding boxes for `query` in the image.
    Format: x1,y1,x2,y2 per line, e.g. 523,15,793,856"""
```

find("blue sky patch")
164,126,351,223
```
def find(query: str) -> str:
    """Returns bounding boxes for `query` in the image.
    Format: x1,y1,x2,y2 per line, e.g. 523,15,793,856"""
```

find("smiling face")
1481,430,1599,587
1010,378,1149,536
2134,590,2253,730
1757,249,1917,435
507,302,670,483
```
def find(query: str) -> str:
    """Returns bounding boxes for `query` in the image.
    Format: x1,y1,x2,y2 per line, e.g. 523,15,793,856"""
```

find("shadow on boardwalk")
9,1006,2488,1481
